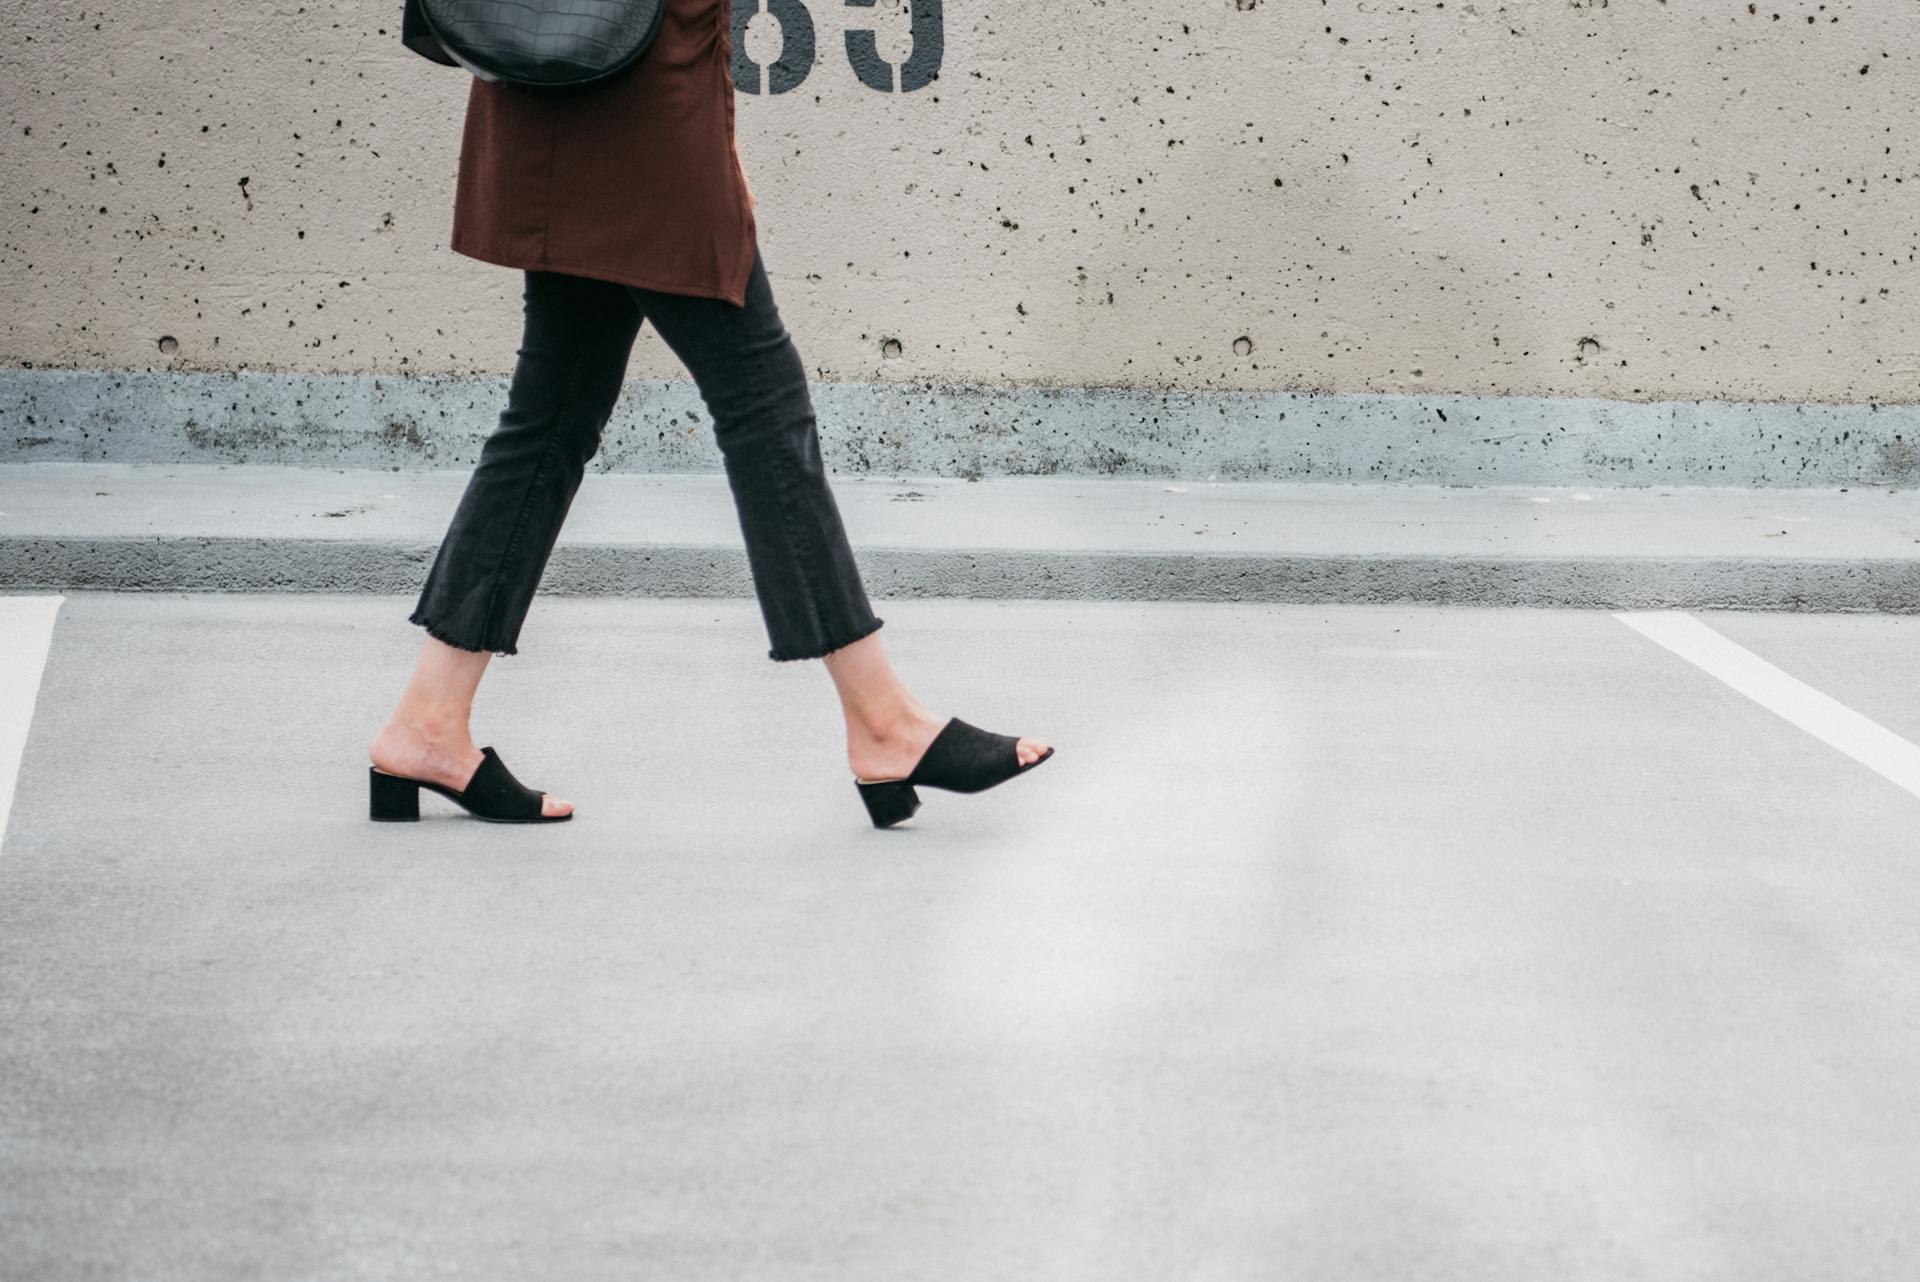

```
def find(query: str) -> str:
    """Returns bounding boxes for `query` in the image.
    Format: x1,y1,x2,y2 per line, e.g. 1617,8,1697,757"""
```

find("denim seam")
480,343,589,650
774,391,829,655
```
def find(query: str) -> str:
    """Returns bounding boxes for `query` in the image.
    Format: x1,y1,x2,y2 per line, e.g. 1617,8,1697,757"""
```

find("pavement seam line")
1614,608,1920,803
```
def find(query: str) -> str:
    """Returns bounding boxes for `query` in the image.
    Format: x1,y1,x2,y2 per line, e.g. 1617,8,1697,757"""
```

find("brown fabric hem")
449,235,749,309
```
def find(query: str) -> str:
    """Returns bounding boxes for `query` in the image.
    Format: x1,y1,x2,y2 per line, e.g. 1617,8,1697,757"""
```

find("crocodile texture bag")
401,0,667,91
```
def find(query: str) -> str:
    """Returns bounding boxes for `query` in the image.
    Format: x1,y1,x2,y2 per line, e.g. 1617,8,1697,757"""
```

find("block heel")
856,778,921,829
369,768,421,821
853,716,1054,829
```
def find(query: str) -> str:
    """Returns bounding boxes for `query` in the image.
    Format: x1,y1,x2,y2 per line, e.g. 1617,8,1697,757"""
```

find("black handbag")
401,0,667,91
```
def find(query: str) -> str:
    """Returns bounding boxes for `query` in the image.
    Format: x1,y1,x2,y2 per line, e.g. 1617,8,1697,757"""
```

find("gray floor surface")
2,594,1917,1281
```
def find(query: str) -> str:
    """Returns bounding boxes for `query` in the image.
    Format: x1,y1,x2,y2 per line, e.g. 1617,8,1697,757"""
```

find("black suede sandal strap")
907,716,1035,794
447,745,546,820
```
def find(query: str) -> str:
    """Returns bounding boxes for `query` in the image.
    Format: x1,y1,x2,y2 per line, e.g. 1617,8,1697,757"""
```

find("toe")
544,794,574,817
1017,737,1050,766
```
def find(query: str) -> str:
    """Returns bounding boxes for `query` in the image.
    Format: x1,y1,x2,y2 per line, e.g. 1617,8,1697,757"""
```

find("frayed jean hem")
767,614,884,663
408,609,518,658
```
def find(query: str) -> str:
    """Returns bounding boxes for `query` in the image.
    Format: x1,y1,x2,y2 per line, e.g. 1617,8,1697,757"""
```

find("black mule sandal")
854,716,1055,829
369,745,571,824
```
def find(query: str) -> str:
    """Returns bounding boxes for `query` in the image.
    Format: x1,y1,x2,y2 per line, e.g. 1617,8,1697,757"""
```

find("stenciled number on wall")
732,0,943,93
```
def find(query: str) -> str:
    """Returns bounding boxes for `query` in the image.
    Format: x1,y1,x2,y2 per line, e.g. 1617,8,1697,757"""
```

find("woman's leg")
371,269,644,815
627,246,1046,781
626,246,881,663
408,270,644,655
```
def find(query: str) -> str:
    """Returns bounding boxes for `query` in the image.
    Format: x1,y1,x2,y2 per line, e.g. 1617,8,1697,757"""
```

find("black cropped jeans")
409,243,884,662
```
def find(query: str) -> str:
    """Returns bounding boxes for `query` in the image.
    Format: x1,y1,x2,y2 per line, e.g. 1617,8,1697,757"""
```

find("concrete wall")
4,0,1919,405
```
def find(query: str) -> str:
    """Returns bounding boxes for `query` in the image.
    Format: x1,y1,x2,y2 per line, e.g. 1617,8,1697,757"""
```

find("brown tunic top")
448,0,757,307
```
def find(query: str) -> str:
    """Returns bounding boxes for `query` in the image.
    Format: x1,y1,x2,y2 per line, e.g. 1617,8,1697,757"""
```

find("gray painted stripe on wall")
5,369,1918,487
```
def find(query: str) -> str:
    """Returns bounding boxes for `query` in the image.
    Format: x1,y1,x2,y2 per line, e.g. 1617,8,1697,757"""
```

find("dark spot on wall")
380,418,426,450
1876,438,1920,481
184,415,286,455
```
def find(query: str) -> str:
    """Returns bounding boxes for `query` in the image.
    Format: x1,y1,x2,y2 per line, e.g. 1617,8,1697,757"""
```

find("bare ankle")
850,703,937,744
388,704,471,742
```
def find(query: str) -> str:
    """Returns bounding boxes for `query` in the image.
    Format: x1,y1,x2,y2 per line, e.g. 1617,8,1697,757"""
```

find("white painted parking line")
1616,609,1920,802
0,595,64,852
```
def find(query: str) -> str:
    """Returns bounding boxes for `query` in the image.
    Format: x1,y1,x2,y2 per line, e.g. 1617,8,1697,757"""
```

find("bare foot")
847,705,1049,784
368,719,573,818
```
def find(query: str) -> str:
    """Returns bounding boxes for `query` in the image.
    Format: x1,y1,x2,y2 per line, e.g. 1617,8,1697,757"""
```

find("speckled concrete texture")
3,462,1917,610
4,2,1919,404
6,370,1920,485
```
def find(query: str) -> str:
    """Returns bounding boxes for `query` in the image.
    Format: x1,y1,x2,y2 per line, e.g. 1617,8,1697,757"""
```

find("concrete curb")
4,536,1918,612
4,462,1918,611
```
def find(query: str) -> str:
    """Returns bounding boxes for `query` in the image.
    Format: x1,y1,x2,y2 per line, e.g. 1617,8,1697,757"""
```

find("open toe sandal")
369,745,571,824
854,716,1054,829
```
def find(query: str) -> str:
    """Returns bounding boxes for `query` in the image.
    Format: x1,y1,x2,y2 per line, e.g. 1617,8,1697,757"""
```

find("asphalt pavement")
2,592,1917,1280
